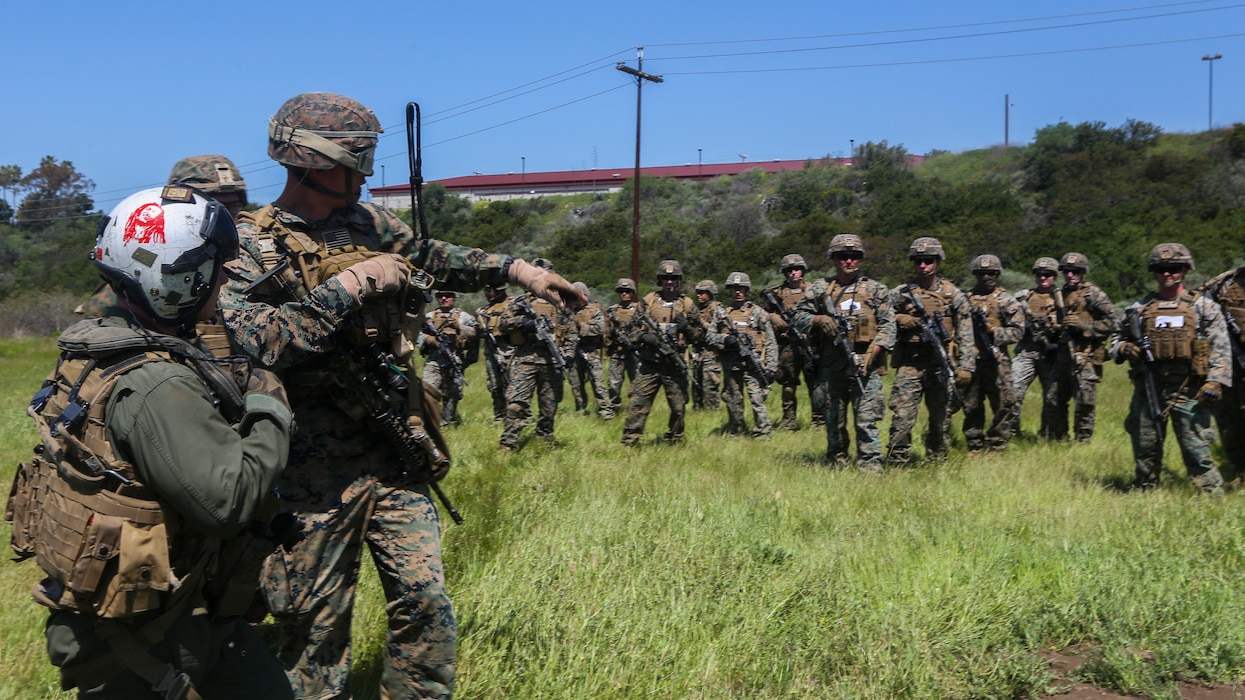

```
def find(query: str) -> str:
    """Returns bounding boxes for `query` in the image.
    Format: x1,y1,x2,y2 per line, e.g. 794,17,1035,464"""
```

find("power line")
661,31,1245,75
643,0,1231,47
648,3,1245,62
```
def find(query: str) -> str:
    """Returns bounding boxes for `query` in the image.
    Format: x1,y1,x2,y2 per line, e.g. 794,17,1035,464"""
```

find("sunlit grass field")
3,337,1244,699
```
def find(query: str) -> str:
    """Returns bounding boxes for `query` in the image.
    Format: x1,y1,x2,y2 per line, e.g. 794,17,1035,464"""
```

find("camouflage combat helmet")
908,236,945,260
1148,243,1195,271
724,271,752,290
167,155,246,196
1032,257,1060,274
1059,252,1090,273
780,253,807,272
694,279,718,295
615,277,636,292
827,234,865,257
532,257,554,271
435,289,457,297
971,254,1002,274
657,260,684,279
572,281,590,298
268,92,382,176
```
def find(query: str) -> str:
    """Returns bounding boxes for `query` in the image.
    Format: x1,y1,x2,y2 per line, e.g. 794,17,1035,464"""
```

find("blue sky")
5,0,1244,215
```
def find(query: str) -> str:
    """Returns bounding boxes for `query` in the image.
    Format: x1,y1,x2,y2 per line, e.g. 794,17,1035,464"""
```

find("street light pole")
697,147,702,176
1202,53,1222,131
616,47,663,284
521,155,526,184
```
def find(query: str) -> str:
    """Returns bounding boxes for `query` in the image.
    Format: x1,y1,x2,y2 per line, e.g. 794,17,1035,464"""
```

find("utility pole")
1004,94,1013,147
1203,53,1222,131
617,47,663,284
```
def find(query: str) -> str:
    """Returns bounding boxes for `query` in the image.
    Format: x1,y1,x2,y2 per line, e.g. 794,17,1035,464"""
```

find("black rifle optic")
1126,308,1165,422
423,319,465,387
904,289,961,407
514,297,568,376
762,290,819,373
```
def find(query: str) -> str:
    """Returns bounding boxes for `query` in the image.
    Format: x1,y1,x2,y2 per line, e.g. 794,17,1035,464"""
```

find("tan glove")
335,254,411,304
1116,342,1142,363
954,369,973,388
769,313,789,332
812,315,838,335
508,259,587,311
1198,381,1224,408
895,313,921,332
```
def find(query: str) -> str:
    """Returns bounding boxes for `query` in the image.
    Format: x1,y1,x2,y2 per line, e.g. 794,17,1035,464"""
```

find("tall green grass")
2,339,1243,699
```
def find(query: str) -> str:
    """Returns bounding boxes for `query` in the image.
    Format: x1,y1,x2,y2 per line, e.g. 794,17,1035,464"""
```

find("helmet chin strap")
298,168,361,204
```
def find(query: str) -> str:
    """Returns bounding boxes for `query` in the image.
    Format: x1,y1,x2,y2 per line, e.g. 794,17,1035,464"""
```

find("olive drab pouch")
408,370,453,482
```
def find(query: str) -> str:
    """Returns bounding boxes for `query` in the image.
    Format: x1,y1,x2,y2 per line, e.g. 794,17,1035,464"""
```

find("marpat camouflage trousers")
815,363,887,471
721,364,771,436
960,353,1018,452
622,359,688,445
502,359,561,447
261,439,454,700
886,361,955,465
1124,375,1223,491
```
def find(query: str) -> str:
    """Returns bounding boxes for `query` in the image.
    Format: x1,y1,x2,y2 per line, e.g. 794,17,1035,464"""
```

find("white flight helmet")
93,185,238,326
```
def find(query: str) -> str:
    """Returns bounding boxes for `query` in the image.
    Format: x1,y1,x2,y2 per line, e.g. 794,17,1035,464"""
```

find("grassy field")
2,337,1244,699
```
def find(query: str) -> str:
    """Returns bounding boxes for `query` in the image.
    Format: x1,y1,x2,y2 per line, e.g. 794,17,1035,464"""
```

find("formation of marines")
5,88,1244,700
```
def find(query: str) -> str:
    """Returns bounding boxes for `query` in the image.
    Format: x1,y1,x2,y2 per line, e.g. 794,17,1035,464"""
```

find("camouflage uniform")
795,272,895,471
691,281,723,410
498,293,574,447
605,284,640,418
1052,253,1116,443
475,287,514,422
570,296,610,417
622,279,702,446
1110,244,1229,491
887,276,976,465
1197,266,1245,477
766,274,824,429
420,298,477,425
962,258,1024,452
706,277,778,437
1009,261,1064,439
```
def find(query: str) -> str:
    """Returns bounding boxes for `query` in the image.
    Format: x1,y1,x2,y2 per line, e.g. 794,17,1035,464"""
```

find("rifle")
904,289,961,406
971,307,1000,369
347,344,463,524
514,297,568,376
1126,308,1165,422
480,323,508,370
718,317,772,386
762,289,819,373
1052,288,1082,369
1223,311,1245,373
638,313,689,373
809,291,867,395
422,319,465,387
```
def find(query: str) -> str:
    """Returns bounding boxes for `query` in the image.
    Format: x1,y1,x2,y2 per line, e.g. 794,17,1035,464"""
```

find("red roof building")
368,158,864,208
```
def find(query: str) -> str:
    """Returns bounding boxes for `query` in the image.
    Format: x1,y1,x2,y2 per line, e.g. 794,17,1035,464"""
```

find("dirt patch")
1038,647,1245,699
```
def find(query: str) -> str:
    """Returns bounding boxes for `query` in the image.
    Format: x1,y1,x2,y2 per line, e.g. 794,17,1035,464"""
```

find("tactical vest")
575,303,605,351
506,295,564,348
478,299,510,351
428,308,461,337
643,293,696,340
722,304,766,362
237,206,429,357
1140,296,1207,376
236,205,451,480
897,280,955,346
607,304,639,351
5,321,255,622
825,279,879,349
970,289,1003,329
768,285,803,311
1214,270,1245,335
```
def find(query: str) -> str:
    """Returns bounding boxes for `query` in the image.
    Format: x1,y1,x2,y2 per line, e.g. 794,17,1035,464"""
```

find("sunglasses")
1036,271,1056,278
913,257,938,265
977,271,1000,277
1152,265,1185,274
835,253,863,261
